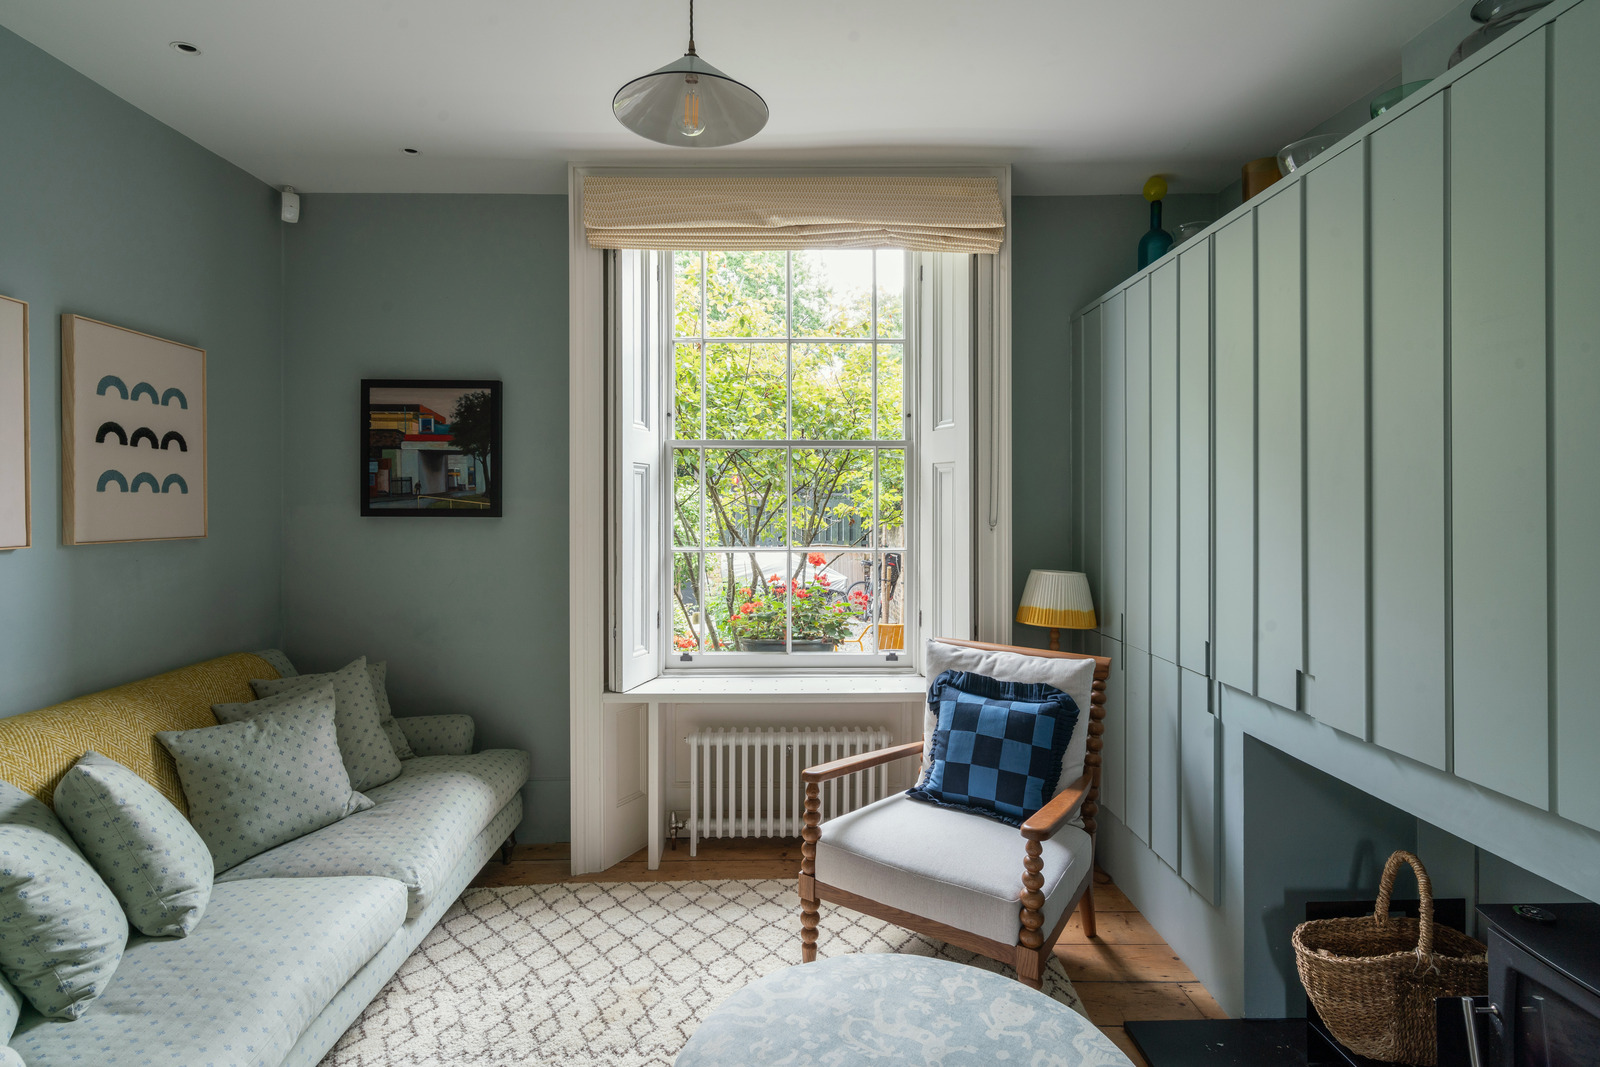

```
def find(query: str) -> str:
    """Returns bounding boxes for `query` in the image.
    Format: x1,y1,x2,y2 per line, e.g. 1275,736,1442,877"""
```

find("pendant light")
613,0,768,148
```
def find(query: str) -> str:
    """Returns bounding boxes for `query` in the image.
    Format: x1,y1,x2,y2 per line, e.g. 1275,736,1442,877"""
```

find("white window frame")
662,249,915,673
568,164,1013,875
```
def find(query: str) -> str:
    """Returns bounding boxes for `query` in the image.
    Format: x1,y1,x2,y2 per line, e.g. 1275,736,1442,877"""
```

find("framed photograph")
361,379,502,517
61,315,206,545
0,294,27,551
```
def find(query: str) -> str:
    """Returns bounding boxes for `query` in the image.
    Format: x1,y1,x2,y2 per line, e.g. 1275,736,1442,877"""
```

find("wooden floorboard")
470,836,1215,1065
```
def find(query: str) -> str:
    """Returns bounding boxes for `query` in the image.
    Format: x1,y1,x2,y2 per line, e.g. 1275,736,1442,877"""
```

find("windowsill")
601,673,929,703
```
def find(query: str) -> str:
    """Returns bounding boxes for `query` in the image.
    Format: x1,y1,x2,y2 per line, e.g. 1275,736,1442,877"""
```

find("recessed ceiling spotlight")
169,41,200,55
401,147,421,155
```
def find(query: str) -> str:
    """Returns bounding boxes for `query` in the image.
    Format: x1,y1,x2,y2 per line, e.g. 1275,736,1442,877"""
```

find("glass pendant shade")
613,53,768,148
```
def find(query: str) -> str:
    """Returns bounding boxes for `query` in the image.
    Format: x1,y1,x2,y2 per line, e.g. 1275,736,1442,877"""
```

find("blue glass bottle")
1138,199,1174,270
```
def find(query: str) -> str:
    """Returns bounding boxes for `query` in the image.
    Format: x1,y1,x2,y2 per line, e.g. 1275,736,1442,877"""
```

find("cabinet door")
1178,243,1212,676
1180,668,1219,903
1102,293,1127,642
1255,184,1305,712
1451,32,1549,808
1150,264,1180,664
1125,278,1153,654
1080,306,1104,623
1370,95,1448,770
1125,644,1152,843
1554,0,1600,830
1101,636,1126,818
1303,143,1369,740
1150,654,1181,871
1213,213,1256,694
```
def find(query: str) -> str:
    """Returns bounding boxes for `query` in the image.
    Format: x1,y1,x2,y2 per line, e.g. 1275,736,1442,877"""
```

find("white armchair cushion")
923,640,1098,801
815,793,1093,946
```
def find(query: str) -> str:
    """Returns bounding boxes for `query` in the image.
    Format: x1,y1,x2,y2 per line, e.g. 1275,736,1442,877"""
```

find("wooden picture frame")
61,315,207,544
360,379,502,517
0,295,28,551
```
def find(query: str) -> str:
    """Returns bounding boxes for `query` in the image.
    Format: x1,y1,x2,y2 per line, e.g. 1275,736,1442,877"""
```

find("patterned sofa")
0,650,530,1067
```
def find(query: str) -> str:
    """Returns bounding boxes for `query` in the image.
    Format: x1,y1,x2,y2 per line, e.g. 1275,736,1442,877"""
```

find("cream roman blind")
582,175,1005,254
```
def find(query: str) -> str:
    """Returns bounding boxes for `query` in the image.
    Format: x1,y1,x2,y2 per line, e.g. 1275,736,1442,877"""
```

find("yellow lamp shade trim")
1015,605,1097,630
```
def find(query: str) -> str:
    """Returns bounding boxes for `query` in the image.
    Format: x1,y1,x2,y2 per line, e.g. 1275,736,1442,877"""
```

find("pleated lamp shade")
1015,570,1097,630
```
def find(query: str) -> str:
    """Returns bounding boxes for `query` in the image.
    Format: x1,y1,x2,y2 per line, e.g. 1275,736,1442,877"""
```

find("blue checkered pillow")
906,670,1080,827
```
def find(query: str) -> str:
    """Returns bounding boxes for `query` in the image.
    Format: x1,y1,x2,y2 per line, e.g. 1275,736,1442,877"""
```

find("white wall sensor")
280,186,301,224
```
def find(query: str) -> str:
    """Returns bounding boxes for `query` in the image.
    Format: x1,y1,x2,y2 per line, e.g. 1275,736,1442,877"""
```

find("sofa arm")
397,715,475,757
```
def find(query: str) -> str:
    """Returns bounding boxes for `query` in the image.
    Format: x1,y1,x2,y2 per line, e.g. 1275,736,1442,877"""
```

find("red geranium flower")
807,552,826,567
795,590,810,599
739,602,757,615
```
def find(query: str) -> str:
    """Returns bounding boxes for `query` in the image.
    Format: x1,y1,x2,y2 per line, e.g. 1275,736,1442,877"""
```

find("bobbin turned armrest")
802,741,925,785
1018,773,1093,842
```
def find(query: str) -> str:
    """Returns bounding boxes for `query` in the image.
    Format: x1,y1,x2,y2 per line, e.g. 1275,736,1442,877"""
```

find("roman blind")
582,175,1005,254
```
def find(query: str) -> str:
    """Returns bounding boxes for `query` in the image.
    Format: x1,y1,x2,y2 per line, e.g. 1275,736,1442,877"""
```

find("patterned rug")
322,878,1086,1066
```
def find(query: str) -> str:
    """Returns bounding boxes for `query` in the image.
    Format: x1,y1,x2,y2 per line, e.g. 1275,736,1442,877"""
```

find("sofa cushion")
398,714,475,757
0,780,127,1020
9,875,407,1067
214,750,530,918
52,752,213,938
1,970,21,1044
368,661,416,760
815,793,1093,946
239,657,402,791
157,685,373,873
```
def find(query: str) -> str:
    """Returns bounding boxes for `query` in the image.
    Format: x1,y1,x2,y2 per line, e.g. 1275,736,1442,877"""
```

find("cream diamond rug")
322,878,1087,1066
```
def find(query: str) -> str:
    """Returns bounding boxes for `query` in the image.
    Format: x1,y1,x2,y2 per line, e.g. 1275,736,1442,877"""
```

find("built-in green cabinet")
1100,634,1126,818
1150,654,1181,869
1101,294,1127,644
1369,94,1448,770
1149,265,1180,665
1177,245,1211,677
1180,668,1219,903
1254,184,1303,713
1212,215,1255,695
1125,644,1152,843
1450,31,1549,809
1125,279,1152,655
1553,0,1600,830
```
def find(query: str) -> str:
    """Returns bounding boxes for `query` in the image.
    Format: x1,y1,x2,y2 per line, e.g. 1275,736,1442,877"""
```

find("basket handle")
1373,850,1434,957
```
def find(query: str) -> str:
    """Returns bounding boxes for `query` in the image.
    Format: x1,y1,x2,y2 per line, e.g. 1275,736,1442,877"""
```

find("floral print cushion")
9,875,407,1067
0,779,128,1020
53,752,214,938
241,657,403,791
158,685,373,873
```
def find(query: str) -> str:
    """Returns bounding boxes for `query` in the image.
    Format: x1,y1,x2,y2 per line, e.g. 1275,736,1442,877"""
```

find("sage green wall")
0,25,283,715
280,194,569,841
1010,194,1217,649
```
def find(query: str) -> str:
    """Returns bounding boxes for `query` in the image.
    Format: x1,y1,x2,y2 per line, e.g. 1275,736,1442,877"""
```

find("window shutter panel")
913,252,975,649
611,249,666,692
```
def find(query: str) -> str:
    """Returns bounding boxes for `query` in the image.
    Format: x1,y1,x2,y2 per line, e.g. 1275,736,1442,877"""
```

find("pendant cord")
687,0,696,54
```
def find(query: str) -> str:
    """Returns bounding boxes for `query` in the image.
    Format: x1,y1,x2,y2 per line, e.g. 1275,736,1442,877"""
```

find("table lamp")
1015,570,1096,651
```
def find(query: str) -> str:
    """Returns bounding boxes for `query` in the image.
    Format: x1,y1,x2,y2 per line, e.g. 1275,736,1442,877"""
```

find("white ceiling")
0,0,1460,196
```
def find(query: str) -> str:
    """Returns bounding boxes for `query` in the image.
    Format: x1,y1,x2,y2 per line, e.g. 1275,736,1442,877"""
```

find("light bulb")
679,75,704,137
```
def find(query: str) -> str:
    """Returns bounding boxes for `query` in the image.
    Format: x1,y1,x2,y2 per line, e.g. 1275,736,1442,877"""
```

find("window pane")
706,251,787,337
876,250,905,338
704,343,785,440
674,251,703,338
797,549,876,652
875,343,903,439
707,550,787,652
704,448,786,547
877,449,905,547
671,553,703,652
674,343,702,438
672,448,702,547
792,343,873,440
792,250,873,339
877,551,909,648
791,448,873,547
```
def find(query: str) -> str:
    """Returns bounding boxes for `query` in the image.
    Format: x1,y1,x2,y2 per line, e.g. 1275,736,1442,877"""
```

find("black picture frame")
360,378,502,517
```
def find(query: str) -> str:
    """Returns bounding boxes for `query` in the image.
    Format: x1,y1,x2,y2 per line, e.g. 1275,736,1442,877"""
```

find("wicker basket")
1292,851,1487,1066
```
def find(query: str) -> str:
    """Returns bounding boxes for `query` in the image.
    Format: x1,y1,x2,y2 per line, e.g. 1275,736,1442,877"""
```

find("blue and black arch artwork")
129,427,159,449
93,424,188,451
160,431,187,451
95,421,128,446
96,470,190,494
95,376,189,409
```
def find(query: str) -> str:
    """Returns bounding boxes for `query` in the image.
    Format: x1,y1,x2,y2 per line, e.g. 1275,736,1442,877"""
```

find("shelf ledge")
602,674,929,704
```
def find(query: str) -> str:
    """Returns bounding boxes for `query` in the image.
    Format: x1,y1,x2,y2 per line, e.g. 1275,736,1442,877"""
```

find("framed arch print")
61,314,206,544
0,294,26,551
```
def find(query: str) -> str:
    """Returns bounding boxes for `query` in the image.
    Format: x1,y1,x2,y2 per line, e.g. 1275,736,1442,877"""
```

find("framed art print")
0,294,27,550
361,379,502,517
61,315,206,544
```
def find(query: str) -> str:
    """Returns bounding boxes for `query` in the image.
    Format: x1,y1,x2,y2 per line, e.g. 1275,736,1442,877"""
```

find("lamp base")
1048,628,1060,652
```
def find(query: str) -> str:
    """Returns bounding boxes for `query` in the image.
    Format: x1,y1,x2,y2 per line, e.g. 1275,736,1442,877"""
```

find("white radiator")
685,727,893,854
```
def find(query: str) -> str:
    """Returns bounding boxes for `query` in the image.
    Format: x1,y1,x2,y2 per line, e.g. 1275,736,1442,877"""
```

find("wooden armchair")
797,638,1110,989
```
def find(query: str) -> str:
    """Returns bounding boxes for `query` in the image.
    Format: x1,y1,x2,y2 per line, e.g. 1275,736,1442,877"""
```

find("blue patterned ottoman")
676,954,1134,1066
